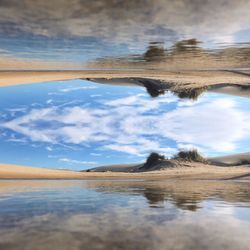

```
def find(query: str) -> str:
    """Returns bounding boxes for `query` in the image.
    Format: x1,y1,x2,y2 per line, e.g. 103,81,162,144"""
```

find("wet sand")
0,163,249,180
0,70,249,87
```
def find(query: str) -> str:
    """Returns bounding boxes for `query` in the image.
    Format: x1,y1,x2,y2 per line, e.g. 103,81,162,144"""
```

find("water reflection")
0,1,250,70
85,180,250,208
89,39,250,71
0,180,250,250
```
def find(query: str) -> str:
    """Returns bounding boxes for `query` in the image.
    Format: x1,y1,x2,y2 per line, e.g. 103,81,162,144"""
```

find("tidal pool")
0,179,250,250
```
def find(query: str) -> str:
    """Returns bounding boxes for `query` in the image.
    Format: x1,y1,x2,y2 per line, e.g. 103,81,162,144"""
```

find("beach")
0,163,249,180
0,70,249,87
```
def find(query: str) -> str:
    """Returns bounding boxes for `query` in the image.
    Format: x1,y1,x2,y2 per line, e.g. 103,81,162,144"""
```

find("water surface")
0,180,250,250
0,0,250,70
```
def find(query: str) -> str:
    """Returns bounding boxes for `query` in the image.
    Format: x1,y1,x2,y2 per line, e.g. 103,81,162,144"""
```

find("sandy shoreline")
0,163,249,180
0,70,249,87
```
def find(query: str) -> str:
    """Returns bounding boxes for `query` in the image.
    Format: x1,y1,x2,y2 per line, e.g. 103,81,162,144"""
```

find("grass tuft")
173,149,207,163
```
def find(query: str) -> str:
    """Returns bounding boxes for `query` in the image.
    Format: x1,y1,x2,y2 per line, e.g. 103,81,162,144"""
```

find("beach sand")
0,70,249,87
0,163,249,180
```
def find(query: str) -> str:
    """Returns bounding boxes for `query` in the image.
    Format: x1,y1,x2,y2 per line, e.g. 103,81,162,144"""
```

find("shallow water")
0,180,250,250
0,1,250,70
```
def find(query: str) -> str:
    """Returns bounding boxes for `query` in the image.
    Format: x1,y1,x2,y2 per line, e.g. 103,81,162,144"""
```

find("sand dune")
0,70,249,87
87,164,142,173
209,152,250,166
87,151,250,173
208,84,250,98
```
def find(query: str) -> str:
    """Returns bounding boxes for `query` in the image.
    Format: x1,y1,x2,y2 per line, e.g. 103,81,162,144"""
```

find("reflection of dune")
85,179,250,209
1,179,250,208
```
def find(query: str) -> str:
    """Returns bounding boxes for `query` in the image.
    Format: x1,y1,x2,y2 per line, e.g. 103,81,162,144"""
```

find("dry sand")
208,85,250,98
0,163,249,180
0,70,249,87
209,152,250,166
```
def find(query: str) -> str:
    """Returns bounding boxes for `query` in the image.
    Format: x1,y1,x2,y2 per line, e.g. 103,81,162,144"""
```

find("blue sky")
0,79,250,170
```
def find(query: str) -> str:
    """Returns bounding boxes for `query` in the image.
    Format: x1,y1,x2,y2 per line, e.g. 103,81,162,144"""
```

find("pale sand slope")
208,85,250,98
209,152,250,166
0,163,249,180
0,164,85,179
88,164,142,172
0,70,249,87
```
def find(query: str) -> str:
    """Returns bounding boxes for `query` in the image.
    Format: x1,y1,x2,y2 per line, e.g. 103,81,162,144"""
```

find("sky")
0,79,250,170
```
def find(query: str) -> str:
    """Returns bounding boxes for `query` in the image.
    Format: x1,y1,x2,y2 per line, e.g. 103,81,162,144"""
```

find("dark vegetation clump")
144,39,201,61
137,78,166,97
240,84,250,90
173,87,208,100
143,45,166,62
172,38,202,53
173,149,207,163
145,85,165,97
234,159,250,166
142,152,165,170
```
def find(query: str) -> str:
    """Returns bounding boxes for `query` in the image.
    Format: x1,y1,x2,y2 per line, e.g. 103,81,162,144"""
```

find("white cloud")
5,107,27,112
46,146,53,151
59,86,97,93
90,94,102,97
158,99,250,152
59,158,97,165
1,95,250,157
105,93,177,112
90,153,102,156
46,99,53,104
105,145,142,156
7,138,27,143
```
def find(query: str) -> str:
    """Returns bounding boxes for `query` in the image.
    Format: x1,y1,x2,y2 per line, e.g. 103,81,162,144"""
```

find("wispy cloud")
59,158,97,165
59,86,97,93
